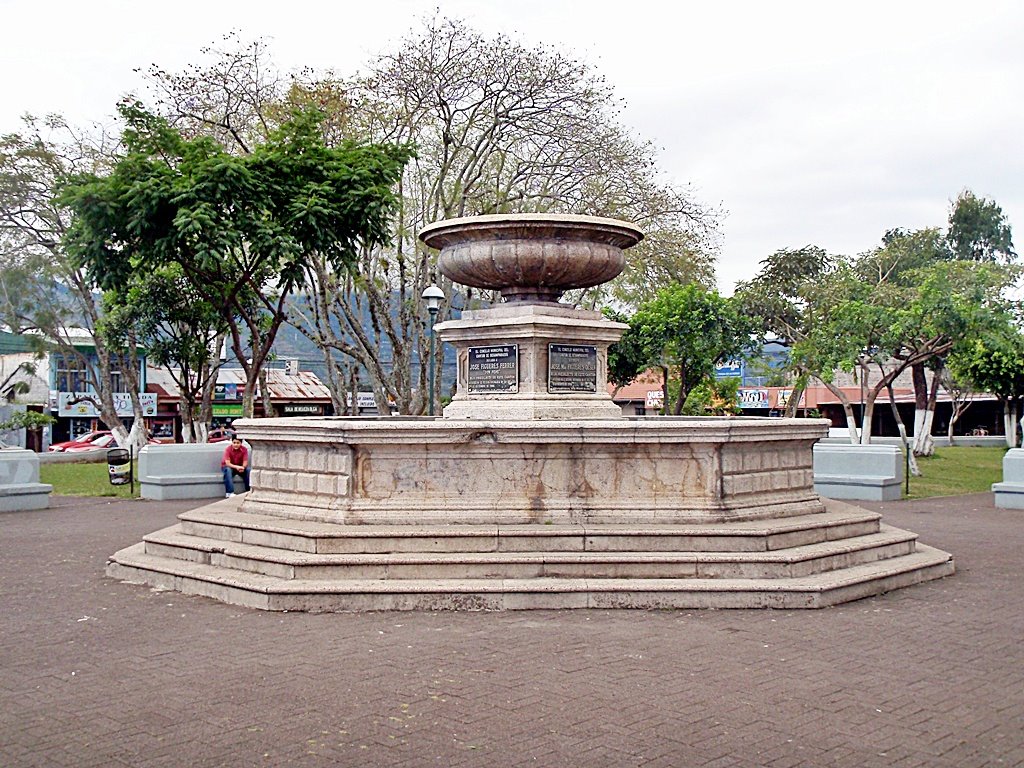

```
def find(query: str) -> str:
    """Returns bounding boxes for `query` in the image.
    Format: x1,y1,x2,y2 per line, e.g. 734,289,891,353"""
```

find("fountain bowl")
420,213,644,303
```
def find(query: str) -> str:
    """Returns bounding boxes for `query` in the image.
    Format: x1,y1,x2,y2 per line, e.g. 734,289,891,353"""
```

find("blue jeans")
223,466,250,494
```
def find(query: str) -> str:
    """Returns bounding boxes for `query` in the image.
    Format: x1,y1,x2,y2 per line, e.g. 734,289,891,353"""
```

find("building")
0,328,150,449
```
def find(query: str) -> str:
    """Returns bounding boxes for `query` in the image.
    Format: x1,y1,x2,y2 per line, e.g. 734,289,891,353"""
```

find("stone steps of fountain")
175,498,883,555
141,524,918,581
106,543,954,611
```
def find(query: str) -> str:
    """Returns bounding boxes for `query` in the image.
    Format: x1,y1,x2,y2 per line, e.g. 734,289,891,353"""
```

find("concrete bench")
0,448,52,512
992,449,1024,509
813,443,904,502
139,443,232,501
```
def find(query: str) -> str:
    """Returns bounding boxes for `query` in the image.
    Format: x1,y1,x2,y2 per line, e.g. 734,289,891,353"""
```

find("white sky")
2,0,1021,293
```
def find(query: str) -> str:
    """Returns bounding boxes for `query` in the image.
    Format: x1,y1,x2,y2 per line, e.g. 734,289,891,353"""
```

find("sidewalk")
1,492,1021,767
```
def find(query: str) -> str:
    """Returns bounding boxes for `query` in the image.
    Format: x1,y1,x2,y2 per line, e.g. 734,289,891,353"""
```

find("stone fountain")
107,214,954,610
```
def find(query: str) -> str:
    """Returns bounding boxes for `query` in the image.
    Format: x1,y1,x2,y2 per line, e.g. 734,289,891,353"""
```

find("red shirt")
221,443,248,469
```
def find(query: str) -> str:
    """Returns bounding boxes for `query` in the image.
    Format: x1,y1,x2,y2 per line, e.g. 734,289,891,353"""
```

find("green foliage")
681,376,741,416
948,323,1024,404
604,308,650,389
734,245,834,346
62,103,412,293
627,283,758,414
59,103,412,416
0,410,55,432
947,190,1016,263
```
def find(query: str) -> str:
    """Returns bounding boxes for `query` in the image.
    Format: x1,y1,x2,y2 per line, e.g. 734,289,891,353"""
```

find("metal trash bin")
106,448,131,486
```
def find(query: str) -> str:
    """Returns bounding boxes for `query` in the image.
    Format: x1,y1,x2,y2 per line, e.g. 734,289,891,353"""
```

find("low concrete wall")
139,443,227,501
992,449,1024,509
822,435,1007,449
0,447,52,512
38,450,110,465
813,443,904,502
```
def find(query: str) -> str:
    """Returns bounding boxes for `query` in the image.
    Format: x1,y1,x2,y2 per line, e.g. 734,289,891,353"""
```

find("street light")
421,284,445,416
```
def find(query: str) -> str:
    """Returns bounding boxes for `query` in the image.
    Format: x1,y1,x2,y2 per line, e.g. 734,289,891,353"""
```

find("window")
108,354,136,393
54,353,88,392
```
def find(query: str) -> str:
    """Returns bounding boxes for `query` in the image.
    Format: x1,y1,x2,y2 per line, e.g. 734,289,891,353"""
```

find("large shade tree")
61,103,411,418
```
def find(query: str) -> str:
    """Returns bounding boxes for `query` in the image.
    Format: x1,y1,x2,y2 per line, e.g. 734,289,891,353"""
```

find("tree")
947,189,1016,263
940,366,977,445
949,323,1024,448
61,103,411,418
628,284,756,415
860,228,950,456
740,235,1015,454
135,24,720,413
735,245,834,424
812,261,1008,457
0,409,55,448
0,116,153,451
604,308,650,393
101,265,229,442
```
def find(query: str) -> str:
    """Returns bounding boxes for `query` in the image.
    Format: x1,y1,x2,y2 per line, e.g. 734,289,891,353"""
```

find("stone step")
142,525,917,581
176,501,882,555
106,543,954,611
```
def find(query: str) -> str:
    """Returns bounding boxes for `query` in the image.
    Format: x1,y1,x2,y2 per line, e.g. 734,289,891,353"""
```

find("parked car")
207,429,234,443
48,430,111,452
64,433,118,453
55,432,163,454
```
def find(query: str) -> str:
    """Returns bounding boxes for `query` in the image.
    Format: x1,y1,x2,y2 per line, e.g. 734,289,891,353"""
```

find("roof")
217,367,332,401
0,331,33,354
609,369,664,402
144,365,333,402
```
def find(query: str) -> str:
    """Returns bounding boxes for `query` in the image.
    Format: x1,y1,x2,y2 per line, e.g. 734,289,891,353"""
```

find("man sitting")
221,436,250,498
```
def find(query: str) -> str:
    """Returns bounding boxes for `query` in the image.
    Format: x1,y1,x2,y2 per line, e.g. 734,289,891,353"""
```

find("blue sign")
715,360,744,378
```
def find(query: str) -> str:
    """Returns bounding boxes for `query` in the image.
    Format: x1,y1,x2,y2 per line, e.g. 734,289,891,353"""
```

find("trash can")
107,448,131,486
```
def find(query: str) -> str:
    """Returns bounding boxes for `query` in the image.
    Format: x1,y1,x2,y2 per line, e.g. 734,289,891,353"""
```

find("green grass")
40,460,140,498
908,446,1007,499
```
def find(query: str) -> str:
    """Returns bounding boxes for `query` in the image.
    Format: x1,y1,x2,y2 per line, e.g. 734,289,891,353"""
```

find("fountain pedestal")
437,304,626,420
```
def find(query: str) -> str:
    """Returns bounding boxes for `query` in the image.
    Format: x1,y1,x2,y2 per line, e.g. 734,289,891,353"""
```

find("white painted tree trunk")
845,411,860,444
915,408,936,456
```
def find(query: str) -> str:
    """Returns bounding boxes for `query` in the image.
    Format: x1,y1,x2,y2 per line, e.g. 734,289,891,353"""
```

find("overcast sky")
2,0,1021,292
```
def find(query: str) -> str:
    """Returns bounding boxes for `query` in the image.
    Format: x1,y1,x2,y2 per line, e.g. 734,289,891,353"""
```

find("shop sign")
776,389,804,409
737,389,769,409
212,404,244,417
645,390,664,409
281,404,323,415
715,360,744,379
345,392,380,409
58,392,157,417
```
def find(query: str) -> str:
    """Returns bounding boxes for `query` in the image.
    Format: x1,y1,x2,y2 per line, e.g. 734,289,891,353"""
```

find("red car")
64,433,119,453
206,429,234,443
48,430,111,452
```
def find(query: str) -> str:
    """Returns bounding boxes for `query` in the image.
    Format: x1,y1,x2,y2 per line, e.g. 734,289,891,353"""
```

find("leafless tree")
0,116,152,451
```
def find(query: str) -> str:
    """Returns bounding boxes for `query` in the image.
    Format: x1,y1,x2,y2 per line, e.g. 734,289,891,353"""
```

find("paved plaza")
2,491,1022,767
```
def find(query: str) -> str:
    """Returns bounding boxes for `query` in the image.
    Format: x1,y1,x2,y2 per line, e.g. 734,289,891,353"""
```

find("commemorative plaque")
548,344,598,393
468,344,519,393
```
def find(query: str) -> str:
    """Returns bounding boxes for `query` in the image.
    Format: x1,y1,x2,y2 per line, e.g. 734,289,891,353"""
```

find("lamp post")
421,285,445,416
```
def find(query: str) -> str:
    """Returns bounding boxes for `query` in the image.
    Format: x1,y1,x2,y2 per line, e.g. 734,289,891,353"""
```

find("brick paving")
1,491,1022,767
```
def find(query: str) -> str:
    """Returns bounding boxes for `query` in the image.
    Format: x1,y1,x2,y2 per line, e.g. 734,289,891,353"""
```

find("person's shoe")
226,492,235,498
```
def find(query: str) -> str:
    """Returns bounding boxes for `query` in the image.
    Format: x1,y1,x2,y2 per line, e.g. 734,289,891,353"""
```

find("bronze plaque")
548,344,598,393
468,345,519,393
